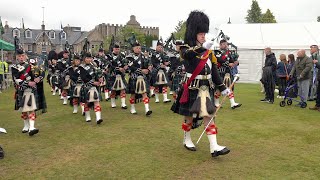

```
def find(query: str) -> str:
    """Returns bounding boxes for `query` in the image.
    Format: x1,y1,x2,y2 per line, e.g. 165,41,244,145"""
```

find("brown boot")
309,106,320,110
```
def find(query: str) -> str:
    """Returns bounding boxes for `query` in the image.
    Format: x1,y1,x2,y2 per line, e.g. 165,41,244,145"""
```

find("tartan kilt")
171,74,183,92
80,85,102,105
14,85,47,114
127,76,150,95
152,69,169,87
104,73,112,91
177,80,214,117
109,74,128,91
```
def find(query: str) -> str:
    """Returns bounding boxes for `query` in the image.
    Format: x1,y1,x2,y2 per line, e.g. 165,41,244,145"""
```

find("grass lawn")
0,82,320,179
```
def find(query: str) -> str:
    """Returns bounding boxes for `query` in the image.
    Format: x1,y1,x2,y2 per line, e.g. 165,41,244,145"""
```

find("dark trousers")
316,80,320,107
264,83,275,101
278,77,287,96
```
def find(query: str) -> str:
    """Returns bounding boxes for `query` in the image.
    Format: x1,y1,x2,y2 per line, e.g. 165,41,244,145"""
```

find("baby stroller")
279,78,307,108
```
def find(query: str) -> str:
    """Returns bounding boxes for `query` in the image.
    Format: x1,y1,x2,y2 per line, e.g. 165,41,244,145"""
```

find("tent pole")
1,49,4,91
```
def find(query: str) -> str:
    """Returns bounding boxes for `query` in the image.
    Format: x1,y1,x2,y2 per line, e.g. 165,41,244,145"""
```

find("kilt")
127,75,150,95
171,74,183,92
109,74,127,91
178,80,215,117
152,69,169,87
104,73,112,91
15,84,47,114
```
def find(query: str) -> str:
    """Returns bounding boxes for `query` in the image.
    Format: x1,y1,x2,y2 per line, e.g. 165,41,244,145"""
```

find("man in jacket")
309,45,320,111
289,49,313,103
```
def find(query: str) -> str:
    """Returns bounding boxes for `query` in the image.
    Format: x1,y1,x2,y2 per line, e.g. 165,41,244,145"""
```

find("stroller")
279,78,307,108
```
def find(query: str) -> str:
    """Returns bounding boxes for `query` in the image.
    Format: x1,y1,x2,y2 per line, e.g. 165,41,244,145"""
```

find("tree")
118,26,146,47
145,35,158,48
172,20,186,40
246,0,262,23
317,16,320,22
261,9,277,23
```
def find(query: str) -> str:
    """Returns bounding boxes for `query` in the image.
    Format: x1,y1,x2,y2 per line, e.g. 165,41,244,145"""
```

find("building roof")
2,27,86,45
212,22,320,50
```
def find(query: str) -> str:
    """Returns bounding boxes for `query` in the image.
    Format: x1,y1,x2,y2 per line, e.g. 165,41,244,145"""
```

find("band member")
47,50,57,92
108,44,128,109
126,41,152,115
11,49,47,136
79,53,103,124
48,51,60,95
151,40,171,103
168,40,185,101
214,39,242,109
173,11,230,157
57,50,71,104
66,55,84,114
96,48,111,101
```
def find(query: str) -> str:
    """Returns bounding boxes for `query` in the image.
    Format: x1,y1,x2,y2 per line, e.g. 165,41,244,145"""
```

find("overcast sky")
1,0,319,39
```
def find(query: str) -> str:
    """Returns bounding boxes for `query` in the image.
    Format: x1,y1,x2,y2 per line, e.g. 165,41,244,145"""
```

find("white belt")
186,73,212,80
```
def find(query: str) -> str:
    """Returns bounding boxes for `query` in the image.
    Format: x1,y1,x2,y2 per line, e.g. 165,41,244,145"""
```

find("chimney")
4,21,9,33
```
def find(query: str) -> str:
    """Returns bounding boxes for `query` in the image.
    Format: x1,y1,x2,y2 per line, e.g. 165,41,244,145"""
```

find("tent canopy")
214,22,320,50
0,39,14,51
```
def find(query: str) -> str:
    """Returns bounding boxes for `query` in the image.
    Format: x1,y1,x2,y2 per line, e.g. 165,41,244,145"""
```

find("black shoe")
82,112,85,116
267,100,274,104
96,119,103,124
86,120,91,122
22,129,29,133
0,146,4,159
105,98,110,101
146,110,152,116
184,144,197,151
211,147,230,157
28,129,39,136
121,106,128,109
164,99,171,103
260,99,269,102
231,103,242,109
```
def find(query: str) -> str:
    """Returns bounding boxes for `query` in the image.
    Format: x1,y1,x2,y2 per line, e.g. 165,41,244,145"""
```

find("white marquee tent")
213,22,320,83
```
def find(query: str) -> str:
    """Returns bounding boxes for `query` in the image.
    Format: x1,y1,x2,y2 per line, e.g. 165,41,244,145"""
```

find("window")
25,30,32,38
13,29,20,37
61,31,66,39
27,45,32,52
49,31,55,39
42,45,47,52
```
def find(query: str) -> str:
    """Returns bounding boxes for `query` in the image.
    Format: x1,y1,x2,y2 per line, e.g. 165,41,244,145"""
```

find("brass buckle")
202,75,207,80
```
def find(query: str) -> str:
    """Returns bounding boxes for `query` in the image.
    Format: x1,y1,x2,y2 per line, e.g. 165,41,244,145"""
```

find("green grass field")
0,83,320,179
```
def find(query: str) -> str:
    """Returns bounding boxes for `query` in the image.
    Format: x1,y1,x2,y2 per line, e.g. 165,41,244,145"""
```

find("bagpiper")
150,40,171,103
11,49,47,136
79,53,103,124
107,43,128,109
57,50,71,104
214,39,242,109
172,11,230,157
126,41,152,115
96,48,111,101
47,51,60,96
167,40,185,101
65,55,84,114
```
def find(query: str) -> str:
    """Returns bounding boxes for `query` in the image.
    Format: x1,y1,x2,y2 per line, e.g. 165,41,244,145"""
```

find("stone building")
73,15,159,53
1,15,159,58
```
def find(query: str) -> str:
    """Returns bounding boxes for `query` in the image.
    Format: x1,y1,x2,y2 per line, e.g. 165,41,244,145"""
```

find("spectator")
309,45,320,111
0,60,9,92
260,47,277,103
276,54,289,98
308,45,319,101
289,49,313,103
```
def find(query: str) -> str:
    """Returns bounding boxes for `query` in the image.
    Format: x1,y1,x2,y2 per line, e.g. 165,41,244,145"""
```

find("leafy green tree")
172,20,186,40
261,9,277,23
246,0,262,23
